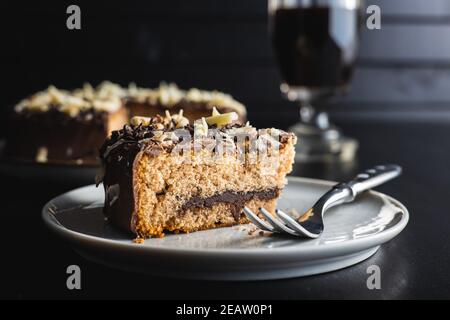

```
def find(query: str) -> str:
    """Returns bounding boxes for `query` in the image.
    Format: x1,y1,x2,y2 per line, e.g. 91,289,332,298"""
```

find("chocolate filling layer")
180,188,280,221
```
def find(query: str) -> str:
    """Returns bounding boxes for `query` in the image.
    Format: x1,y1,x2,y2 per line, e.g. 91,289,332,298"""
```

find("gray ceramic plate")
42,177,409,280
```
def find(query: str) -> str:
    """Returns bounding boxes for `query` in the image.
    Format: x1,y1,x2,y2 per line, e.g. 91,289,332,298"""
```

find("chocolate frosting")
126,99,246,120
4,107,110,163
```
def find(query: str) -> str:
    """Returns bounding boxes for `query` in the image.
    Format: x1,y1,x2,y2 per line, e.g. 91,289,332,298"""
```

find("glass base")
289,122,358,163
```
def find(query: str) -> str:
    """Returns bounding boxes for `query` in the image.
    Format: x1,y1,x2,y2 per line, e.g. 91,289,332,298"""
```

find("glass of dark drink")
269,0,362,162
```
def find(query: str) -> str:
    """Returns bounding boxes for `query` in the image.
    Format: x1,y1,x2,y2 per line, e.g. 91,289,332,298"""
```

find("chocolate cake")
98,109,296,238
126,82,247,122
3,85,128,164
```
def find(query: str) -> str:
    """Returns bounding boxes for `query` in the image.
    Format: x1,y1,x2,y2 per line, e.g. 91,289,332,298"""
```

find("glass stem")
299,101,330,129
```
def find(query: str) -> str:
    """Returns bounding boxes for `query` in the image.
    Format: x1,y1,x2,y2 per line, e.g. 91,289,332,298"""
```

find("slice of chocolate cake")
3,85,128,165
125,82,247,123
98,109,296,238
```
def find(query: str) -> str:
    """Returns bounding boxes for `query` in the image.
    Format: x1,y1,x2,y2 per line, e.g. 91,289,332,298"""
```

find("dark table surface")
2,119,450,299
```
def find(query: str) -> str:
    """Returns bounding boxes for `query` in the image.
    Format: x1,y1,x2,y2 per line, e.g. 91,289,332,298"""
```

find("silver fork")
243,164,402,238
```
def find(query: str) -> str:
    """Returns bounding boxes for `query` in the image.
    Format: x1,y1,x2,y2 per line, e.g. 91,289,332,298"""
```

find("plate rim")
42,176,409,256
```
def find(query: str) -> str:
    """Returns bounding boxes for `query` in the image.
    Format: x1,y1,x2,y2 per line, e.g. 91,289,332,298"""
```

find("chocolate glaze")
102,149,141,233
18,105,108,124
100,125,147,232
181,188,280,221
4,107,109,164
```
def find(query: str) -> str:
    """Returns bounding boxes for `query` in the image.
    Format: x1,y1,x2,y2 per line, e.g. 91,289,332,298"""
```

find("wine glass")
269,0,362,163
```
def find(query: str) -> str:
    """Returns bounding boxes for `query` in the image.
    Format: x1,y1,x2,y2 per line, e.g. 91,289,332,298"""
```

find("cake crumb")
299,208,313,222
289,208,300,218
133,237,145,244
36,147,48,163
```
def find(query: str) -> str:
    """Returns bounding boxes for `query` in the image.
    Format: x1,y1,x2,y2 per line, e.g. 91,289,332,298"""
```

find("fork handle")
337,164,402,200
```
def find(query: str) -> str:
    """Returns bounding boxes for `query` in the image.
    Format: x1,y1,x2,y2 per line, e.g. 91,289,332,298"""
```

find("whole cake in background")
3,84,128,164
98,109,296,238
3,81,247,165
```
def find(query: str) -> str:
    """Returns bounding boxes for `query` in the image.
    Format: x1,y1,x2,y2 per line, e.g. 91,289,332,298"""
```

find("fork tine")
275,209,320,238
243,207,274,232
258,208,299,236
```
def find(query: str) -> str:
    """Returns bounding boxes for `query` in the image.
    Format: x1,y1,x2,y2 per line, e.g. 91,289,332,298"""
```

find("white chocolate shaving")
194,117,209,137
205,111,238,127
171,110,190,128
127,83,246,115
16,84,122,116
130,116,152,126
211,106,220,117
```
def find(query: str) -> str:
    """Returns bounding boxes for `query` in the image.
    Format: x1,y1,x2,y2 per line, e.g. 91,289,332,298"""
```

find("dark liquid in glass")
271,7,359,89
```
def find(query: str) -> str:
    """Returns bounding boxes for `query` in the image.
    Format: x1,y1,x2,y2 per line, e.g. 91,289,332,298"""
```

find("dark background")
2,0,450,300
3,0,450,131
